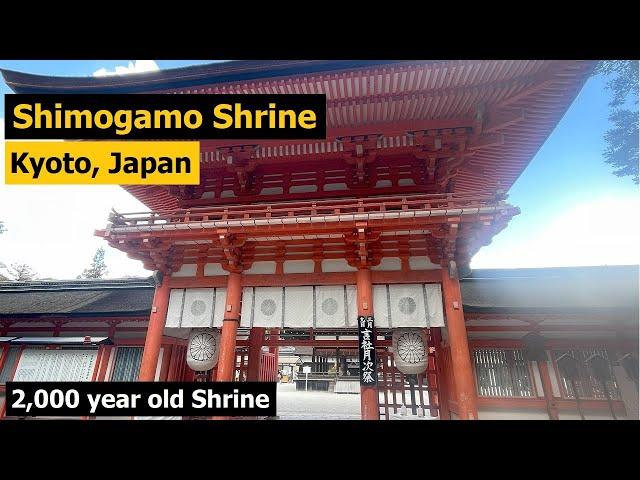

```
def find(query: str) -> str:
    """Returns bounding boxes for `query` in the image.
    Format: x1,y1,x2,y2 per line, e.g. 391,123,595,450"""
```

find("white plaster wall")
371,257,401,271
290,185,317,194
171,264,197,277
409,256,439,270
260,187,283,195
283,260,315,273
204,263,228,276
322,259,356,272
324,183,347,191
244,261,276,275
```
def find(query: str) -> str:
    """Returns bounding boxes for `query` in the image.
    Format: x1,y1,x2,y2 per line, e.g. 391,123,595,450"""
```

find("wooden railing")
108,191,507,228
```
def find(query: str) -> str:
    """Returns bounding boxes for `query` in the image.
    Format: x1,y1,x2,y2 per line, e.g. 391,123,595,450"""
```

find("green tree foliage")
595,60,639,184
79,247,109,279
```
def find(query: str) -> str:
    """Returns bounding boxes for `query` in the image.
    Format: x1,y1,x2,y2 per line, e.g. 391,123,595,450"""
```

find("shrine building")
1,60,637,420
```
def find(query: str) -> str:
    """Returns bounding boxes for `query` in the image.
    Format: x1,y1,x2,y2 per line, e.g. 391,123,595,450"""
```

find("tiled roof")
461,265,639,314
1,266,637,317
0,277,155,316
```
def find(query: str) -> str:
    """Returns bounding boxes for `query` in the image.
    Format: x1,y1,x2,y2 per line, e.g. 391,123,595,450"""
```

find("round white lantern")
392,328,429,374
186,328,220,372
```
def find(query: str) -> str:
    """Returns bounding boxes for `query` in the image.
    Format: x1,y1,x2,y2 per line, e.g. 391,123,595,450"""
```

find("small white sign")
302,366,312,374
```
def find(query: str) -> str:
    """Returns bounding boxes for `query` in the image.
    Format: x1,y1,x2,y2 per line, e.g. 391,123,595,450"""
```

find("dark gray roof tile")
0,278,155,316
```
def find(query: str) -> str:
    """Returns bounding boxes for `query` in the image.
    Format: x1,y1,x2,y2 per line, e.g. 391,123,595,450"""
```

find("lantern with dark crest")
392,328,429,375
186,328,220,372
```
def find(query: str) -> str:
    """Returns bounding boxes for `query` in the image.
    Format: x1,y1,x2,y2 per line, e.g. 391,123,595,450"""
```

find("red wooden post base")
217,272,242,382
441,265,478,420
356,268,379,420
139,278,171,381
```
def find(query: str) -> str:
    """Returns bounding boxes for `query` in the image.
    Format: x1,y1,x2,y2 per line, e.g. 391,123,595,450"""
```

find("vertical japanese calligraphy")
358,315,377,386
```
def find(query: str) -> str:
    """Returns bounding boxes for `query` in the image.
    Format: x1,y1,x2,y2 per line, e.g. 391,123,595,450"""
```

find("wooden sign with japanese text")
358,315,377,386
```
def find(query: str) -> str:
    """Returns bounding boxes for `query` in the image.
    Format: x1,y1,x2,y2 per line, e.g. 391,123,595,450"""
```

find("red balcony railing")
107,191,509,229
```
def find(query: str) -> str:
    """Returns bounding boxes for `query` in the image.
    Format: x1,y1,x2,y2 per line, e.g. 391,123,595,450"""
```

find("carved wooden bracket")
218,233,246,273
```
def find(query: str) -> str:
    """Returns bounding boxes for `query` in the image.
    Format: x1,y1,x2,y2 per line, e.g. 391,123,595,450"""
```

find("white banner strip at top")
167,283,444,329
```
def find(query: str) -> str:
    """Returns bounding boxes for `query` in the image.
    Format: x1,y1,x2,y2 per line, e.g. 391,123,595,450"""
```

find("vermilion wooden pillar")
159,345,173,381
247,327,265,381
440,264,478,420
139,277,171,381
269,328,280,379
356,267,379,420
217,272,242,382
537,359,560,420
97,346,113,381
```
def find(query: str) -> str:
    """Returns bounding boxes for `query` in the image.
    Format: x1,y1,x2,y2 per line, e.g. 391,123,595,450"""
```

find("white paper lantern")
392,328,429,374
186,328,220,372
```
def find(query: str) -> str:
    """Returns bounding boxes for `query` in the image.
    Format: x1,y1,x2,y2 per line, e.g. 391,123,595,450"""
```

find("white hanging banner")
165,289,185,328
373,285,391,328
240,287,254,327
213,287,227,327
252,287,284,327
314,285,347,328
346,285,358,327
13,349,98,382
425,284,445,327
284,286,314,327
181,288,215,328
170,282,445,329
389,284,427,327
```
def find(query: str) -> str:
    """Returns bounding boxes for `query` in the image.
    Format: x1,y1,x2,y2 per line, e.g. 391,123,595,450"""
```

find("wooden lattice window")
110,347,143,382
473,348,536,398
552,349,621,400
0,346,21,384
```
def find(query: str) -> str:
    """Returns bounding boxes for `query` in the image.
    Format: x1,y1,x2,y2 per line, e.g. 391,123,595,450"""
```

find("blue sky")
0,60,638,279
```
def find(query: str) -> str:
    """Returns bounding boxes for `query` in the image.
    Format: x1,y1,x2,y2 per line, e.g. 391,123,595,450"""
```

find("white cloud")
471,193,640,269
93,60,159,77
0,117,150,279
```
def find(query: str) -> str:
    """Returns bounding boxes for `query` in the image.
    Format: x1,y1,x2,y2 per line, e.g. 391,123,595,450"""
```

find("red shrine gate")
1,60,595,419
208,327,444,420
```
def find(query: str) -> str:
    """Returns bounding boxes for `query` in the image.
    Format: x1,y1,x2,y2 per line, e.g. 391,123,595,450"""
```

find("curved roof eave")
1,60,411,94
